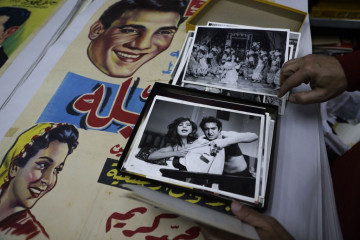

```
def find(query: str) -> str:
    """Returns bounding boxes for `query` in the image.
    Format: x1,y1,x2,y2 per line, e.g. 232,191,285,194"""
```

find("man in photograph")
194,116,258,195
0,7,31,68
87,0,189,78
197,116,258,176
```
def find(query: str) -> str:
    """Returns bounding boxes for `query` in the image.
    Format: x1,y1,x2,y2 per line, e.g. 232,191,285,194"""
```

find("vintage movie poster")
0,0,83,109
0,0,211,239
0,0,66,72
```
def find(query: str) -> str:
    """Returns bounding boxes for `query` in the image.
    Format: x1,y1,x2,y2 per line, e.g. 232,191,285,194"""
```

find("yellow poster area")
0,0,65,73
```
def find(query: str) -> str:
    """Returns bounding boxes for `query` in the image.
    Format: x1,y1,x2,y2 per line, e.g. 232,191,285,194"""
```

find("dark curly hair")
199,116,222,132
13,124,79,168
165,117,197,148
99,0,189,29
0,7,31,30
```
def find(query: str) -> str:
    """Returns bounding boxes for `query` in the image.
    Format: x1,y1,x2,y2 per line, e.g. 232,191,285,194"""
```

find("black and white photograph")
182,26,289,96
264,95,286,115
121,95,266,202
289,45,294,60
183,82,264,103
289,32,301,59
170,31,194,81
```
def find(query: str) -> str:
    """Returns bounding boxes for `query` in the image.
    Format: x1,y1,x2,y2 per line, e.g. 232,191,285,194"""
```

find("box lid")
186,0,307,32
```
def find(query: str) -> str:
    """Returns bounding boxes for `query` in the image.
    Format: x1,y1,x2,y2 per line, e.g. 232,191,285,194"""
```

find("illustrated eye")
120,28,138,34
36,162,49,170
156,29,176,36
54,166,63,174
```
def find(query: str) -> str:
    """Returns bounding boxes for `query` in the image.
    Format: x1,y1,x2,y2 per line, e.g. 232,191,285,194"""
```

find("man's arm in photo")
214,131,258,148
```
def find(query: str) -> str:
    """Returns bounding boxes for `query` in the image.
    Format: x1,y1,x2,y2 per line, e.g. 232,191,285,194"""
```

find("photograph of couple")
122,96,266,201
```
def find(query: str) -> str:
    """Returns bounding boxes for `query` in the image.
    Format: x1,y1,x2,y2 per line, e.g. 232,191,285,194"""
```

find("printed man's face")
203,122,221,141
87,9,181,78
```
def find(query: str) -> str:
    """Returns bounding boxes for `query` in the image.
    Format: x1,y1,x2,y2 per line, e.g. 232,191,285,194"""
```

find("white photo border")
122,95,266,203
182,25,290,97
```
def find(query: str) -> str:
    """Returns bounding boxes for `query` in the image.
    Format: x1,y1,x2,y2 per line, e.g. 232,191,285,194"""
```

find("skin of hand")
210,132,258,149
174,148,189,157
200,201,294,240
147,146,189,161
278,54,348,104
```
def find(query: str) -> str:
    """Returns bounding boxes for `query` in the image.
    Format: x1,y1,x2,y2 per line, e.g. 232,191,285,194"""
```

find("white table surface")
267,1,342,239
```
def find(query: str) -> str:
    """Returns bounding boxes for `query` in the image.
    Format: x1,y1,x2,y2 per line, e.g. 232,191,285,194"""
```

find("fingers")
279,58,301,84
287,88,327,104
278,64,310,98
231,201,269,229
231,201,294,240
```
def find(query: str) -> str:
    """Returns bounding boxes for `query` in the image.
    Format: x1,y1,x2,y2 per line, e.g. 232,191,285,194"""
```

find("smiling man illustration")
87,0,189,78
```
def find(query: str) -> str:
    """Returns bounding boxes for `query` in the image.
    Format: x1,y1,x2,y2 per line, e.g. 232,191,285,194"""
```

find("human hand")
174,149,189,157
278,54,348,104
230,201,294,240
200,201,294,240
210,139,227,149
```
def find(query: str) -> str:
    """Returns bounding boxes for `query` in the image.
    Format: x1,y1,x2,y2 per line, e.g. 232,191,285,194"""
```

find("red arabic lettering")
141,84,151,100
110,144,123,157
185,0,208,16
146,236,169,240
122,213,179,237
106,207,147,232
73,78,139,130
119,125,133,139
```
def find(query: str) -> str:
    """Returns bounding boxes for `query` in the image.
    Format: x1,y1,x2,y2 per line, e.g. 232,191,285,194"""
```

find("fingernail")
231,201,243,212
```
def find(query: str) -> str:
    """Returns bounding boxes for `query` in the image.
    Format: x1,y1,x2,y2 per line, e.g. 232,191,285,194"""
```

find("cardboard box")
186,0,307,32
311,0,360,20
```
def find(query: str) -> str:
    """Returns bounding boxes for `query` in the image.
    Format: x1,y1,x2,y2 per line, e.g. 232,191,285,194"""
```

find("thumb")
288,89,326,104
231,201,268,229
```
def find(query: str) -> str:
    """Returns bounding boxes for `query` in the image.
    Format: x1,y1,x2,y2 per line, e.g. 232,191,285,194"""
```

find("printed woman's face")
177,120,192,137
9,140,68,209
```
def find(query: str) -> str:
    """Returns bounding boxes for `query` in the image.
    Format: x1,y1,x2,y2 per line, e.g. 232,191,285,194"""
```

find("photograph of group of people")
171,22,301,115
120,86,276,205
183,25,289,95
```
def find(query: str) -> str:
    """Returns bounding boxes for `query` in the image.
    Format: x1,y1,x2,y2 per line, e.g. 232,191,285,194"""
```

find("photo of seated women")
0,123,79,239
183,26,288,96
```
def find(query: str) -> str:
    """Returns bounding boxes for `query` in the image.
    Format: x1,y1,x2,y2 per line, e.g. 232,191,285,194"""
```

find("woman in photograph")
0,123,79,239
188,49,199,77
207,47,220,76
251,50,268,83
267,50,281,86
148,117,198,170
220,54,240,85
196,49,209,76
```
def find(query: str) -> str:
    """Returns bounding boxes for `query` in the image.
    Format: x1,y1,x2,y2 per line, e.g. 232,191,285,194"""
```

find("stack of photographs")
170,22,301,115
118,83,278,209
